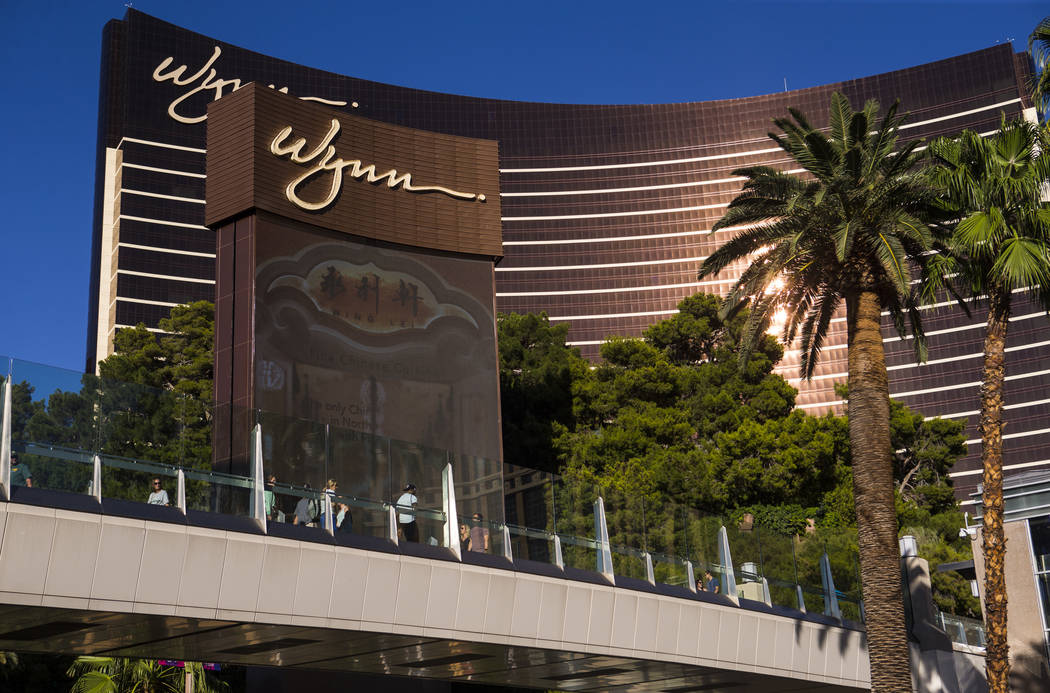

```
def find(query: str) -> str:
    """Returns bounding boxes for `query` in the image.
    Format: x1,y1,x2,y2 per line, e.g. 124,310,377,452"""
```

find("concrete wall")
971,522,1050,692
0,501,870,689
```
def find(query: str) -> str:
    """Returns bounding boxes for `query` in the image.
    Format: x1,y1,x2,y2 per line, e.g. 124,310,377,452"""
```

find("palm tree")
699,92,936,692
1029,16,1050,115
68,656,228,693
926,119,1050,693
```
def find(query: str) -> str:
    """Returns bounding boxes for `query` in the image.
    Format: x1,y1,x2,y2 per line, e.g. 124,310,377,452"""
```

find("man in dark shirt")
10,452,32,487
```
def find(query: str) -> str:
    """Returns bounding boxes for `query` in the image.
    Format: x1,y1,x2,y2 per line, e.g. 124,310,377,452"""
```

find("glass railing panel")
822,527,862,622
388,438,447,543
7,358,102,456
602,485,648,577
173,394,214,470
609,542,648,581
752,528,801,609
558,532,602,573
329,492,391,540
799,584,826,615
267,483,324,528
412,506,448,547
668,506,723,591
502,463,556,536
938,612,986,648
99,455,180,506
454,453,506,528
254,409,328,494
12,442,94,495
794,530,828,613
182,467,252,517
723,517,766,601
457,514,504,557
506,523,558,565
552,475,599,572
650,551,692,589
95,377,184,468
327,426,391,509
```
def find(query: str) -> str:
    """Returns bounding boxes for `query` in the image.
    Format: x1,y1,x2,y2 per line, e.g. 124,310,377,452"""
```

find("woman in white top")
148,478,169,506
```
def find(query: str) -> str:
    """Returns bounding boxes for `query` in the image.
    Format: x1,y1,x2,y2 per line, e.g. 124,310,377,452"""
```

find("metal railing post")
176,469,187,513
388,505,399,544
718,525,738,602
91,455,102,503
502,524,513,561
442,462,461,559
593,496,614,583
249,423,266,531
820,552,841,620
685,560,697,593
0,375,11,500
322,492,334,534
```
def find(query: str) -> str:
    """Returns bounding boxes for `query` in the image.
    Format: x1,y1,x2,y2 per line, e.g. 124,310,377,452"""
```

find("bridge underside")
0,603,859,691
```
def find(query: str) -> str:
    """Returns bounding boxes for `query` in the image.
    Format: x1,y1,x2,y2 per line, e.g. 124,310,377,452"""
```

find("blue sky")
1,0,1046,372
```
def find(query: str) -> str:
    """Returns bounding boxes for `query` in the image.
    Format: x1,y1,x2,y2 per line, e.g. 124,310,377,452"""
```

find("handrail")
2,425,864,624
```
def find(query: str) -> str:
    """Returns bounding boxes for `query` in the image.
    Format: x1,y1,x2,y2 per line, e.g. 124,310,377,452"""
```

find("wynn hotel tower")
89,9,1046,503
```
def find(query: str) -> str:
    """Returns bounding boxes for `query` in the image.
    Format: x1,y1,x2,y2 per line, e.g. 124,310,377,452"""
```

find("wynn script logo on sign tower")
270,119,487,211
152,46,350,124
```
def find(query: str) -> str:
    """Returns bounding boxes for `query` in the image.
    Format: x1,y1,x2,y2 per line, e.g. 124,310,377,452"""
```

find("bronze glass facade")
90,9,1046,501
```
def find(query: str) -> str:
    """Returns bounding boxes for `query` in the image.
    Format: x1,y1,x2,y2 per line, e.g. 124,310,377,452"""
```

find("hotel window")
1029,516,1050,661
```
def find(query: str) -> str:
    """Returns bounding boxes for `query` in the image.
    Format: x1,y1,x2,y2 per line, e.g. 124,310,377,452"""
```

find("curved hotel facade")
89,9,1044,501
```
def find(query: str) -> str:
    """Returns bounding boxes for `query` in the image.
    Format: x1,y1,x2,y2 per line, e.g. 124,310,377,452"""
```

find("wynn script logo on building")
152,46,350,123
270,119,488,211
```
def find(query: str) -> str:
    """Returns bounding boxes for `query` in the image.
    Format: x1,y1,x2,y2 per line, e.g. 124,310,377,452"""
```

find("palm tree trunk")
981,290,1010,693
847,289,913,692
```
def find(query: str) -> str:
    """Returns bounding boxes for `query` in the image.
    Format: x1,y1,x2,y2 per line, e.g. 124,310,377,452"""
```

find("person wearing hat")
10,452,32,488
396,483,418,542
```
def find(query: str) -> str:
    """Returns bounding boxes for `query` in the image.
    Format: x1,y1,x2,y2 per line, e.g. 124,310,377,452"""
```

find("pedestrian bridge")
0,365,870,691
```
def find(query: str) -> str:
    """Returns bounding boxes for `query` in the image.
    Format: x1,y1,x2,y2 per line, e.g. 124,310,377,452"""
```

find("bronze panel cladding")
206,84,502,259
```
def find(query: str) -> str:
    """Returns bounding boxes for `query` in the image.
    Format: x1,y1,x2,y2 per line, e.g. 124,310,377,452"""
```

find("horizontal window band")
118,136,206,154
497,278,734,298
930,396,1050,422
891,368,1050,399
503,202,729,222
501,175,750,198
119,243,216,258
114,324,170,334
502,228,717,246
499,101,1017,174
501,147,784,174
117,270,215,285
950,459,1050,479
781,310,1050,360
548,309,679,322
495,255,708,272
116,297,180,308
962,426,1050,446
778,338,1050,384
121,189,206,205
500,169,804,199
119,215,209,231
121,162,207,179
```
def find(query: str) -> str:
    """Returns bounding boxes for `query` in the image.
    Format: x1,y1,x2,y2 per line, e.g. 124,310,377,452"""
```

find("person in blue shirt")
704,570,720,594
